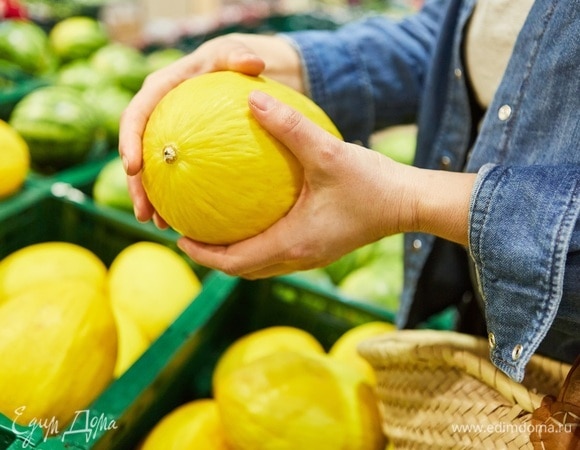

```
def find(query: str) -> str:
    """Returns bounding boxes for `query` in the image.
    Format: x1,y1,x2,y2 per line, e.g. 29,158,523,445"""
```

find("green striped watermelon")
56,59,113,91
90,43,149,93
0,19,57,76
9,86,101,172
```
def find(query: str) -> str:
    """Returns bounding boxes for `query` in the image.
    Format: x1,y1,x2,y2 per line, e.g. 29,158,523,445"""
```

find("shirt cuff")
469,163,580,381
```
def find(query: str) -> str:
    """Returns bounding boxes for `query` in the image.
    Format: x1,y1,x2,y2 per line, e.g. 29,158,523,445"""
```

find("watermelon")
90,43,149,93
48,16,109,63
56,59,113,91
9,86,101,172
83,84,133,146
0,19,57,76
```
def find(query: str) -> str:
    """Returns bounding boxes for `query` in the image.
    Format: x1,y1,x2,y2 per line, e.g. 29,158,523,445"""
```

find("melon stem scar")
163,145,177,164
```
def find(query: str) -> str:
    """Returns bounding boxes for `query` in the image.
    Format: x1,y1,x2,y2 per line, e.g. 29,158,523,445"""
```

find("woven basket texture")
358,330,572,450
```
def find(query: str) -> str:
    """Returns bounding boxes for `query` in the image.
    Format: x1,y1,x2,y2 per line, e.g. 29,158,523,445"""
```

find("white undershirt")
465,0,535,109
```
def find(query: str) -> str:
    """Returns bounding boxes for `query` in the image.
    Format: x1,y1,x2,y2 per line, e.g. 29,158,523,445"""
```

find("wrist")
401,166,476,246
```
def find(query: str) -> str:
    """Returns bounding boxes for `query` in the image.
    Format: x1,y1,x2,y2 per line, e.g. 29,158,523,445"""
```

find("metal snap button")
512,344,523,360
440,155,451,169
498,104,512,121
488,332,496,349
412,239,422,251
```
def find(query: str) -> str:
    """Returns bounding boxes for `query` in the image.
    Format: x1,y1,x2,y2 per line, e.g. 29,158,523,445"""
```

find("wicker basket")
357,330,573,449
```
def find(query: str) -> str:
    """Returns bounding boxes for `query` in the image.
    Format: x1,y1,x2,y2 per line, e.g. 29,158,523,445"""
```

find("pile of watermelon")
0,16,184,173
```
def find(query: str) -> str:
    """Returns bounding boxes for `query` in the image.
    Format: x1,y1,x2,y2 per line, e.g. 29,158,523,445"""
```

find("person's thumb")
248,90,342,166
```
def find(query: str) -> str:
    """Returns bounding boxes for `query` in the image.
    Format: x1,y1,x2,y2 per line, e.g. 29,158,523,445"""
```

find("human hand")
118,35,271,226
176,90,413,279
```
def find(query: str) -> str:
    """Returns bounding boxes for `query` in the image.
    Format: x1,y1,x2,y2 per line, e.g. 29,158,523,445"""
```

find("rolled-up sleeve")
469,163,580,381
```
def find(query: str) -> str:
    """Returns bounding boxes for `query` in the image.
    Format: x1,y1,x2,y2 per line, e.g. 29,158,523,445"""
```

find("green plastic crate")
0,183,187,268
46,158,406,322
25,139,115,185
0,181,51,229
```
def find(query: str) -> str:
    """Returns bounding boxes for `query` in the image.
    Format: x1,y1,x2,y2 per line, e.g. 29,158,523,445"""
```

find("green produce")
372,125,417,165
146,48,186,72
325,242,383,285
373,232,404,257
49,16,109,63
324,234,403,285
93,156,133,212
56,59,113,91
83,84,133,146
0,19,57,76
337,257,403,311
9,86,100,172
90,43,149,93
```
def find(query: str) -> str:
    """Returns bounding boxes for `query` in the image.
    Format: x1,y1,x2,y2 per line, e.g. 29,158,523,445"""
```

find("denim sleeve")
280,0,447,144
469,163,580,382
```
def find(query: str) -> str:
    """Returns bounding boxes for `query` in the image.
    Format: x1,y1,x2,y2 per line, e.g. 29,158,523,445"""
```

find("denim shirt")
283,0,580,382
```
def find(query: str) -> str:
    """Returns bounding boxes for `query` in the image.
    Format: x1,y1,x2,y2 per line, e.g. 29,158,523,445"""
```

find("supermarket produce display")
0,16,154,174
0,3,452,449
0,19,57,75
0,195,402,448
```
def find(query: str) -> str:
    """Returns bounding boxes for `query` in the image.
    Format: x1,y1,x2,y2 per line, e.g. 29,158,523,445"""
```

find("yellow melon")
214,351,386,450
0,119,30,199
141,71,342,245
0,241,107,304
139,399,232,450
212,326,325,394
107,241,202,341
328,321,397,385
112,305,150,378
0,279,117,426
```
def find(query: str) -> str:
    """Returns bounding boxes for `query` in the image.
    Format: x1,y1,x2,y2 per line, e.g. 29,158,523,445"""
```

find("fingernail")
134,206,148,223
250,90,275,111
122,155,129,173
